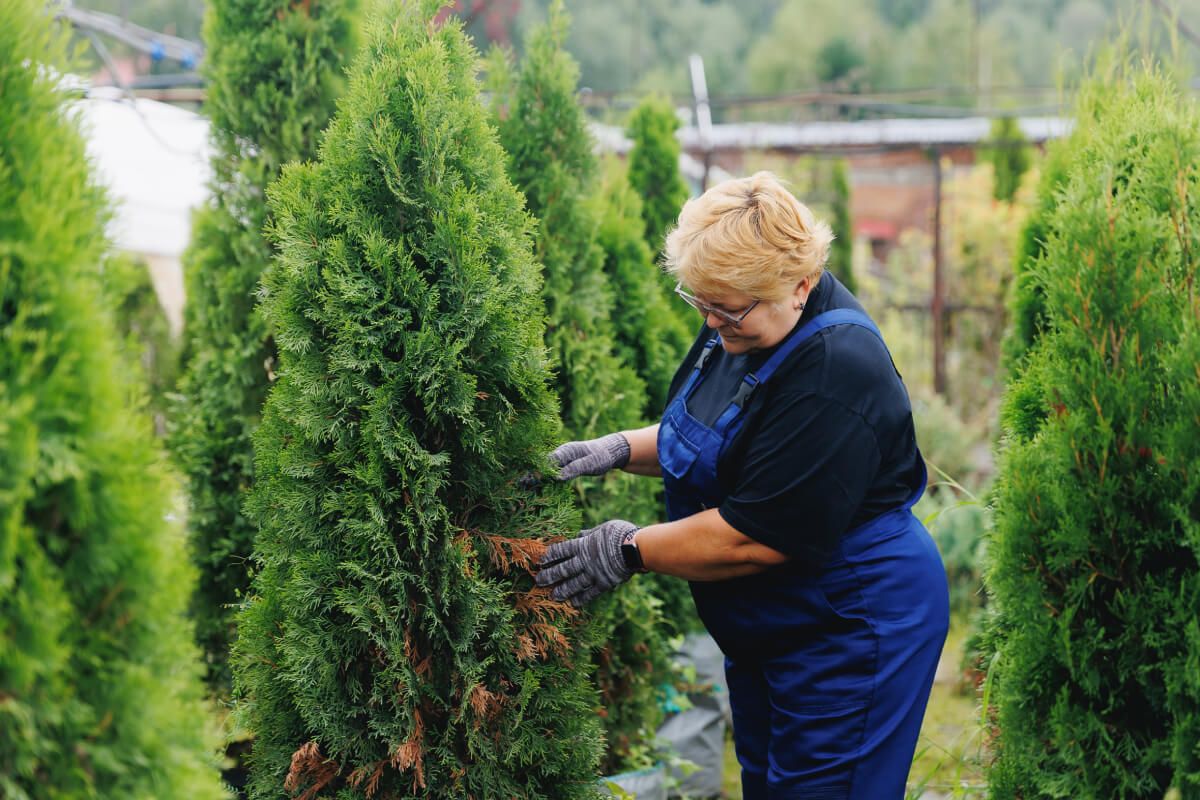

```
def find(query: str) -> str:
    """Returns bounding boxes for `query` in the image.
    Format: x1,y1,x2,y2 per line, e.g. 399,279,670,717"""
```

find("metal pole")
931,148,947,395
689,53,713,191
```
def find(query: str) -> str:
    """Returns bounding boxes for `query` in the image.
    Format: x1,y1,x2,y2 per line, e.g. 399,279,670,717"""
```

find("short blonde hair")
663,171,834,303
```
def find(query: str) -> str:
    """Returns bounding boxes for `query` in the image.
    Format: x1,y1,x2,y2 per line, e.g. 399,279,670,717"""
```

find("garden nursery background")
3,0,1200,798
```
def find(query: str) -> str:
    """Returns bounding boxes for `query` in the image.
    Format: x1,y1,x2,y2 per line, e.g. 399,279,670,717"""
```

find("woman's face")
692,277,815,355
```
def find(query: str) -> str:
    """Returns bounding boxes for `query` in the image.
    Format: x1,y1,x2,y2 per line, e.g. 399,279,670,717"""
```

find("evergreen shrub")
0,3,225,796
172,0,357,689
103,252,181,436
233,4,603,797
985,116,1031,205
626,95,691,263
593,157,693,418
490,9,675,772
986,65,1200,798
828,158,857,294
593,159,701,636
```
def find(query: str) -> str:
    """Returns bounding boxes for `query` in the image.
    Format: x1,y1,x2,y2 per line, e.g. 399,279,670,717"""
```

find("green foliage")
985,65,1200,798
986,117,1032,204
592,157,703,640
171,0,357,690
1002,130,1073,375
102,252,181,435
492,8,675,772
494,9,645,445
828,159,857,294
233,5,604,798
593,158,693,417
625,95,690,263
0,3,226,797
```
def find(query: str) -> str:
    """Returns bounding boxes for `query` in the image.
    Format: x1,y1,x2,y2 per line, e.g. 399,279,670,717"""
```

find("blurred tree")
0,2,225,796
1055,0,1112,58
594,157,693,417
877,0,932,27
747,0,890,94
985,117,1032,203
626,95,690,261
828,159,858,293
816,36,867,86
171,0,357,691
102,253,181,437
233,4,604,798
987,64,1200,799
490,6,673,774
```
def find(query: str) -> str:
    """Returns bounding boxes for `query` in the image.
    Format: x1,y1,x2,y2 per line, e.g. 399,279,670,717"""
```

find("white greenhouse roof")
675,116,1072,152
75,86,211,259
595,115,1070,155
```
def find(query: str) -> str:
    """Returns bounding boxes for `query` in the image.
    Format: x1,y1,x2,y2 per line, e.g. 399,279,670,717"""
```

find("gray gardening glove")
550,433,631,481
535,519,639,607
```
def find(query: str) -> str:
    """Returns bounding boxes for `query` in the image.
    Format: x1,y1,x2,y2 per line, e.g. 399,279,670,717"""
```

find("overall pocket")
658,416,702,481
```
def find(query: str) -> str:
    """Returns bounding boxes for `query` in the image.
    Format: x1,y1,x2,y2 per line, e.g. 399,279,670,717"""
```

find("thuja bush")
103,252,180,436
172,0,357,689
828,158,857,294
593,157,693,417
232,4,604,798
0,3,225,797
985,116,1031,205
1001,138,1070,375
593,158,701,636
626,94,691,262
490,9,674,772
985,66,1200,798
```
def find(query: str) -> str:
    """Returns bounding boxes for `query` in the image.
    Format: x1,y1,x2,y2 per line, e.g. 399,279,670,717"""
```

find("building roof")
676,116,1071,153
595,115,1070,156
75,86,211,259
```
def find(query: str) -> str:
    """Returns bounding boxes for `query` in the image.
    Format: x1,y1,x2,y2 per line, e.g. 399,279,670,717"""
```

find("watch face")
620,540,644,572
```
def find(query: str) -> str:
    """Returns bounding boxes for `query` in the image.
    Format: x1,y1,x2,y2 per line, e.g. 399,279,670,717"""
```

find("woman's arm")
620,424,661,477
635,508,788,581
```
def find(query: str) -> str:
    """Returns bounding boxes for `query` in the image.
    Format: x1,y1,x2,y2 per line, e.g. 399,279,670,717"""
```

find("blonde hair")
663,171,834,303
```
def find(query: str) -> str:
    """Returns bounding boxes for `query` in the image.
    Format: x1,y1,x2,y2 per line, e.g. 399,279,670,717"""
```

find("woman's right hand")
550,433,631,480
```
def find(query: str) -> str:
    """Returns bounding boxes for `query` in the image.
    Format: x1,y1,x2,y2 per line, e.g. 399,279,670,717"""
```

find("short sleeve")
718,392,881,563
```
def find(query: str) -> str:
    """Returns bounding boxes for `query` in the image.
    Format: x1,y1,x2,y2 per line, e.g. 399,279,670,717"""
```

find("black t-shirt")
663,271,925,565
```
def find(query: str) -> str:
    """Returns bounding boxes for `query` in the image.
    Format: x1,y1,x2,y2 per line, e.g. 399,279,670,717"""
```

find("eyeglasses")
674,283,762,328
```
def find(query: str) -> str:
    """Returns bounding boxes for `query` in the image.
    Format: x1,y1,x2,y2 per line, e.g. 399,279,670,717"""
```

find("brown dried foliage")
514,586,576,623
283,741,340,800
481,533,548,575
403,628,433,679
391,710,427,792
347,760,385,798
468,684,505,729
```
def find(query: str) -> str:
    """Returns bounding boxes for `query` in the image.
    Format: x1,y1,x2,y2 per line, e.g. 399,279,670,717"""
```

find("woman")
536,172,949,800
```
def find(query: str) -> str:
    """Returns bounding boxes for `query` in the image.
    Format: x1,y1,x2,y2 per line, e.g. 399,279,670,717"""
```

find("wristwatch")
620,528,647,573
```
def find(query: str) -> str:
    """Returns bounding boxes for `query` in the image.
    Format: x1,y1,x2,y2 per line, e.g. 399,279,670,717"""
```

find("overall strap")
727,308,883,411
676,334,721,401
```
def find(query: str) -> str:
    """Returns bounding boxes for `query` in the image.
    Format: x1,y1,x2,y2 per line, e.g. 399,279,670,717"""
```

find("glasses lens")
675,284,743,327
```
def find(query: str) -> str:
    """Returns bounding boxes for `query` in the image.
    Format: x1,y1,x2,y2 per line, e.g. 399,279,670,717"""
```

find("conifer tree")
593,157,693,416
828,158,857,294
103,253,180,436
172,0,357,689
592,159,702,637
0,3,226,796
985,66,1200,798
232,5,604,797
1002,103,1092,374
985,116,1031,205
627,95,691,262
491,10,675,771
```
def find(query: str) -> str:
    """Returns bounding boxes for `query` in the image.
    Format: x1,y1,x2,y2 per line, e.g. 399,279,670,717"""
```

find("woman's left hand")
535,519,638,607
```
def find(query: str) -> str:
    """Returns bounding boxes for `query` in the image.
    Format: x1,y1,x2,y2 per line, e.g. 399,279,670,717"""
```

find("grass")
716,614,986,799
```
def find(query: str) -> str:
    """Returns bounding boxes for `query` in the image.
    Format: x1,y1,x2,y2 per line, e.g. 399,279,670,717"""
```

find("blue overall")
657,309,950,800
